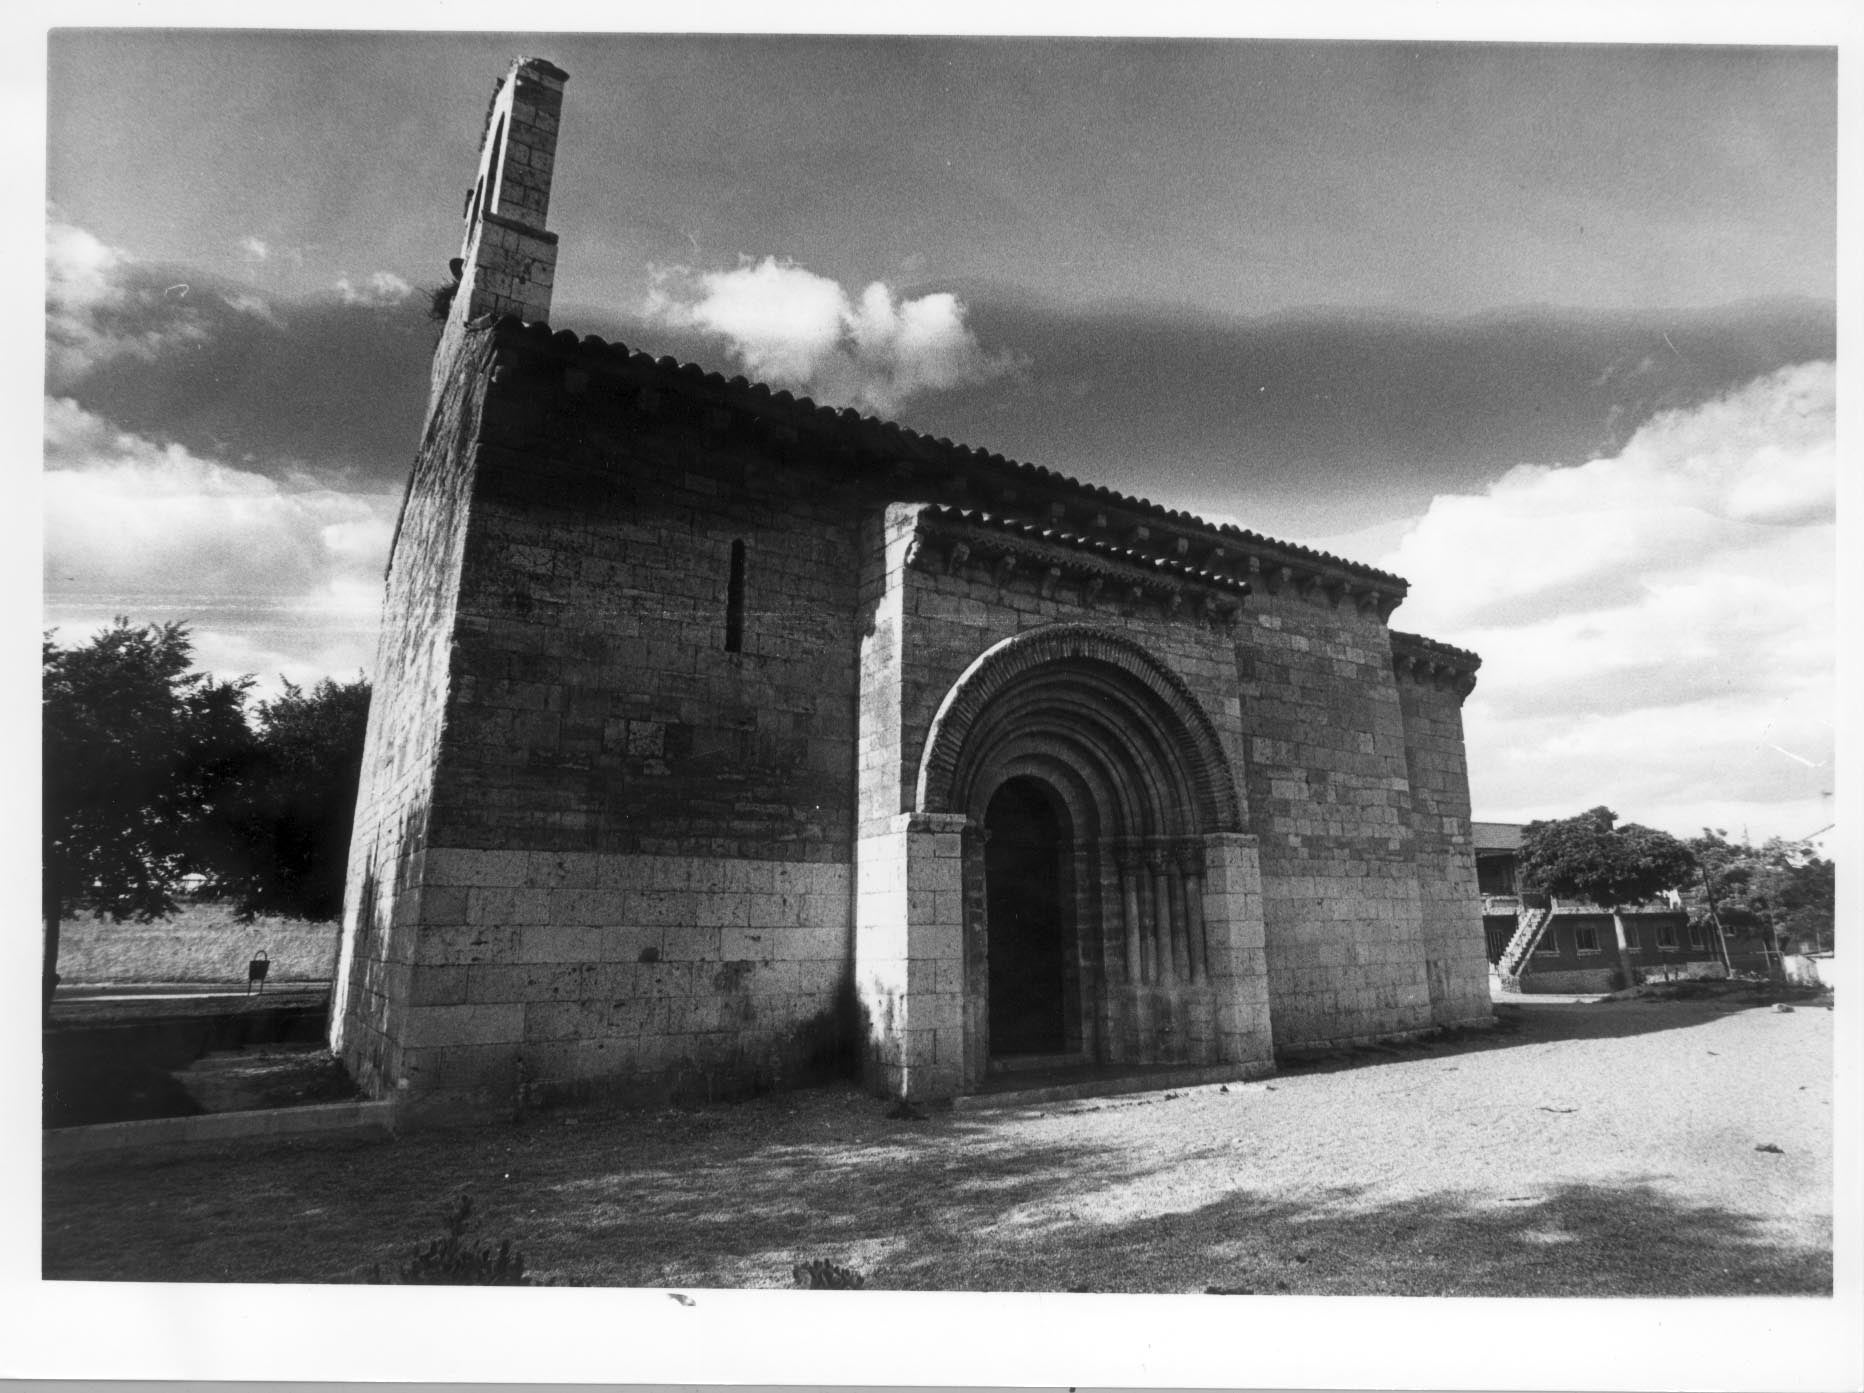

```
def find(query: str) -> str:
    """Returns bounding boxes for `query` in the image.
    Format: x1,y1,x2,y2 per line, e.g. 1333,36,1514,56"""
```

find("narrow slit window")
484,116,506,218
724,539,746,653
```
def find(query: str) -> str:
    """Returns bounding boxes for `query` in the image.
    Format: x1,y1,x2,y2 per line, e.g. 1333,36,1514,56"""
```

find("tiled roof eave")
1390,629,1481,669
917,506,1253,595
474,314,1412,594
1389,627,1482,697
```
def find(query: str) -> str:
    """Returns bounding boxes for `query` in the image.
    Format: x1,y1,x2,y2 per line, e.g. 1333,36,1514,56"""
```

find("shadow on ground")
44,1004,341,1128
948,1179,1832,1296
43,1077,1829,1295
514,1118,1830,1294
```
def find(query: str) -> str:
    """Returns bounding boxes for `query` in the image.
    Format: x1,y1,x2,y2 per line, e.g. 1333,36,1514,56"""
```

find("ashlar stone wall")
1393,638,1493,1028
856,502,1277,1093
338,324,868,1113
1229,591,1440,1048
332,330,496,1099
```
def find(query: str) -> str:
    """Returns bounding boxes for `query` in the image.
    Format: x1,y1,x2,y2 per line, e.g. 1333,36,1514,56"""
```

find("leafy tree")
42,621,254,1010
1685,829,1834,959
211,676,372,921
1516,807,1698,982
1518,807,1696,910
1776,854,1836,953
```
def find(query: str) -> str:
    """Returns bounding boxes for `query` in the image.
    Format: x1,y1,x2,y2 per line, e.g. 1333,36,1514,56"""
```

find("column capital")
1201,831,1260,851
892,811,972,836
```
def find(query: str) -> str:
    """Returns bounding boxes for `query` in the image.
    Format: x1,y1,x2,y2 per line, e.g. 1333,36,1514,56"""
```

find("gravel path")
43,992,1833,1294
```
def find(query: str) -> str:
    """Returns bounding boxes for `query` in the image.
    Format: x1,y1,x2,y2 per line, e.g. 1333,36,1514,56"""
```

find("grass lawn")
42,990,1833,1295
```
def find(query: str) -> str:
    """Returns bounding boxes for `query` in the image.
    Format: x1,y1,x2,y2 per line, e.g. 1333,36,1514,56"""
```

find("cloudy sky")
41,24,1841,843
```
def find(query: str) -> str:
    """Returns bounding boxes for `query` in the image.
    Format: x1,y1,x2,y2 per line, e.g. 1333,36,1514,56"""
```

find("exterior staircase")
1496,905,1553,990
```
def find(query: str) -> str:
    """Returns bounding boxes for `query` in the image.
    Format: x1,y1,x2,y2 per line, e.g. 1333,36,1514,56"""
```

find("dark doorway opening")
985,778,1068,1057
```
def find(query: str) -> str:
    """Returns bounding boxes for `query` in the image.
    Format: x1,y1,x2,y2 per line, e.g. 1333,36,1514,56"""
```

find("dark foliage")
1516,806,1696,911
1684,829,1834,954
428,280,458,323
375,1193,532,1286
792,1257,866,1289
43,621,372,1010
42,620,255,1008
211,676,371,921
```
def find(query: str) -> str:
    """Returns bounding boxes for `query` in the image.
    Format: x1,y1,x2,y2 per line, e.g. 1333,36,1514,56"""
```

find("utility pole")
1697,861,1733,975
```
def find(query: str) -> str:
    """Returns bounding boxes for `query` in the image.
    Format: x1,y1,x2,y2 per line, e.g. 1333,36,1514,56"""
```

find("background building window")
1574,925,1601,955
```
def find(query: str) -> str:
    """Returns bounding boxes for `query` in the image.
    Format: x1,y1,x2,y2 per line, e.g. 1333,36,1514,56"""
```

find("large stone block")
403,1002,525,1049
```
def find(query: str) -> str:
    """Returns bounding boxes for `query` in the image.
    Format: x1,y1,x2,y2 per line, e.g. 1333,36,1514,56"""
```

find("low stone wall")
1520,966,1619,994
45,1100,396,1160
1634,960,1728,986
1781,954,1834,990
57,906,339,984
1725,950,1777,977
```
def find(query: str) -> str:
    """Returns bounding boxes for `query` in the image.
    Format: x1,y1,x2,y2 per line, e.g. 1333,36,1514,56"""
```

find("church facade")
332,58,1492,1116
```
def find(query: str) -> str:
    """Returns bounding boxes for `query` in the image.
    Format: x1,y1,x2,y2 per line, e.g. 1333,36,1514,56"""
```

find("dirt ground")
42,990,1834,1295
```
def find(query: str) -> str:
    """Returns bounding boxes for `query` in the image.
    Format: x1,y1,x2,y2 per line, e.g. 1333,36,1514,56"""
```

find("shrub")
374,1193,531,1285
792,1257,865,1289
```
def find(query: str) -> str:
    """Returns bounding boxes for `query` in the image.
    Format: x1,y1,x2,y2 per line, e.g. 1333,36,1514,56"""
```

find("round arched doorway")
916,625,1245,1082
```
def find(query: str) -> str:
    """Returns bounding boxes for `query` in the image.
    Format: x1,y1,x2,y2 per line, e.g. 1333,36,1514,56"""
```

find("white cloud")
47,220,123,315
644,255,1020,415
1375,362,1835,841
45,216,208,388
43,398,395,694
238,235,309,274
221,291,286,330
334,270,414,308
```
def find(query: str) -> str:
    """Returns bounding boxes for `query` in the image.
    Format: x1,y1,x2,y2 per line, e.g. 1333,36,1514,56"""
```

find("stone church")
332,58,1492,1116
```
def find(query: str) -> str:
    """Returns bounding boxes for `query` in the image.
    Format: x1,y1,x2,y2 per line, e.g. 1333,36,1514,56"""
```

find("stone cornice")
908,505,1248,630
1389,630,1482,699
476,317,1412,614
